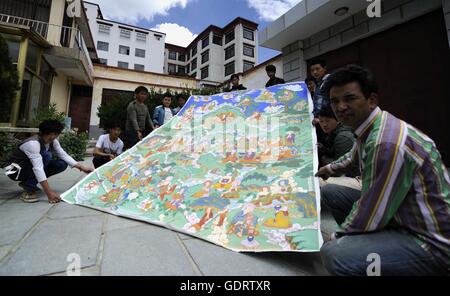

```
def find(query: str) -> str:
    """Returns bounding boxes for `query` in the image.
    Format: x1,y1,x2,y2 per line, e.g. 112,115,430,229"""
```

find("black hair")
305,77,315,84
178,96,186,101
39,120,64,135
230,74,240,81
134,86,148,94
317,107,337,119
326,64,379,99
163,92,172,98
109,123,122,130
265,64,276,73
309,59,326,68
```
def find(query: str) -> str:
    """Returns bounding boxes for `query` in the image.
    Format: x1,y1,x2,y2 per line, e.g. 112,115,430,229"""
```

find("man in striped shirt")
316,65,449,275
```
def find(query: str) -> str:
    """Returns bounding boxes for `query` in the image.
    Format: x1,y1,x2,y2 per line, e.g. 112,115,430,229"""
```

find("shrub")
97,87,224,132
32,103,66,127
0,34,20,123
59,130,88,161
0,132,21,167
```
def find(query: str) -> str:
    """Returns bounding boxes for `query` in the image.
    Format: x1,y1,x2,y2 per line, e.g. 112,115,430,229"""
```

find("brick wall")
281,41,307,82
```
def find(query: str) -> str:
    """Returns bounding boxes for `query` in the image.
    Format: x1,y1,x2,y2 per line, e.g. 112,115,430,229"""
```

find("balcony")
0,13,94,85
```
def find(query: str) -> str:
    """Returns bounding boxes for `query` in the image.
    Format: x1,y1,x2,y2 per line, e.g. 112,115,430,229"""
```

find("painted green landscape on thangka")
62,82,323,252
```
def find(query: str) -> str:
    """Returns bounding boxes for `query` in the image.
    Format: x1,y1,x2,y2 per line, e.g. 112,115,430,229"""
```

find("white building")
164,17,259,86
84,1,166,73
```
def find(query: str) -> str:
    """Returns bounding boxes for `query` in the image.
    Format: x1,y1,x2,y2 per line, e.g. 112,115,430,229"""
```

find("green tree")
0,34,20,123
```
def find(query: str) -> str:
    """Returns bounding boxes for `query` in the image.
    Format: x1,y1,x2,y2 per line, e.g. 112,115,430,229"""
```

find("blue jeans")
320,184,448,275
17,148,68,192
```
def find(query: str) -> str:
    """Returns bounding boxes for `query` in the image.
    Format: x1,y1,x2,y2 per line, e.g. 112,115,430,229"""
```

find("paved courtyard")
0,157,336,276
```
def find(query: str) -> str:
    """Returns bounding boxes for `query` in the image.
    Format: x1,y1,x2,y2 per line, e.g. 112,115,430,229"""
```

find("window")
135,48,145,58
120,28,131,39
201,50,209,64
225,45,234,60
213,34,222,45
118,61,128,69
178,54,186,62
201,66,209,79
168,51,177,60
168,63,176,73
190,72,197,78
225,61,235,76
243,27,254,41
178,66,186,74
154,34,163,41
243,60,254,72
202,36,209,49
186,64,190,73
99,58,107,64
134,64,145,71
191,58,197,70
119,45,130,55
136,32,147,42
191,45,197,56
243,44,254,57
97,41,109,51
186,52,190,61
225,29,235,44
98,23,110,34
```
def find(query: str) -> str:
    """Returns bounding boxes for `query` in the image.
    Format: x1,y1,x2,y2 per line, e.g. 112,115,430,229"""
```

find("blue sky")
88,0,302,64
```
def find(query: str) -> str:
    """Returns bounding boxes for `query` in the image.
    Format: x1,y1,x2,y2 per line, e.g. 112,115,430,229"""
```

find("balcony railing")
1,13,85,49
0,13,93,74
0,13,49,37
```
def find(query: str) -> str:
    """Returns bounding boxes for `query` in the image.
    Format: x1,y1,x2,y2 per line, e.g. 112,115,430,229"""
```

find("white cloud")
152,23,197,47
246,0,303,21
87,0,193,24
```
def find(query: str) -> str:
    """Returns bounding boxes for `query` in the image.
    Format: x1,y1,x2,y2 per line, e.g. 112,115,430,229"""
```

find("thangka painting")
62,82,323,252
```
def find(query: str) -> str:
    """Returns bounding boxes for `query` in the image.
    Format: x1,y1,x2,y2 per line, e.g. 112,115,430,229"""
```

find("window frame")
119,45,130,55
135,48,145,58
243,27,255,41
243,44,255,58
201,66,209,79
117,61,129,69
225,45,235,60
225,29,235,44
97,41,109,51
201,50,209,64
224,61,235,76
243,60,255,72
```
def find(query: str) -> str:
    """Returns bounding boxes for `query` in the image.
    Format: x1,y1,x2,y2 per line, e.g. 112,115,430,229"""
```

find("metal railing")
0,13,48,37
0,13,93,74
0,13,86,50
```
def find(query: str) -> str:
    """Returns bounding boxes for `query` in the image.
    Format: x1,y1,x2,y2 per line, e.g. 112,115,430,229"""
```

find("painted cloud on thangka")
62,82,323,252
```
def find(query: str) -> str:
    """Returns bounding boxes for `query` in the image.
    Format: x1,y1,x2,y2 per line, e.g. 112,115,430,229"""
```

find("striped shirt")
328,107,450,270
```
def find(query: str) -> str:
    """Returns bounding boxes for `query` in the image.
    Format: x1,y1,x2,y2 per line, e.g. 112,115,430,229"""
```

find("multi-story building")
0,0,97,127
164,17,259,86
84,1,259,85
84,1,166,73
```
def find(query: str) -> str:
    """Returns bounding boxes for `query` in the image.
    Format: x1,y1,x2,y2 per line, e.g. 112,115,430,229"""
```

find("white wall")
84,2,165,73
241,57,283,90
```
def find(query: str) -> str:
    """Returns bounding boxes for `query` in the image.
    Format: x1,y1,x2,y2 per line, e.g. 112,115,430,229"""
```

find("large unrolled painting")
62,82,323,252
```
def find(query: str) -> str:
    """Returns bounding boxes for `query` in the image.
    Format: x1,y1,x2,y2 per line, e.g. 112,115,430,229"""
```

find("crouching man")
4,120,93,203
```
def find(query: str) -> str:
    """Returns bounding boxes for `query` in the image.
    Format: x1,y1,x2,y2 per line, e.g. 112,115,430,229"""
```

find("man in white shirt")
93,125,124,168
4,120,93,203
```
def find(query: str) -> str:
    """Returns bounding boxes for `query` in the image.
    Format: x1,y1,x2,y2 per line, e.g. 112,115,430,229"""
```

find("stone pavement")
0,157,337,276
